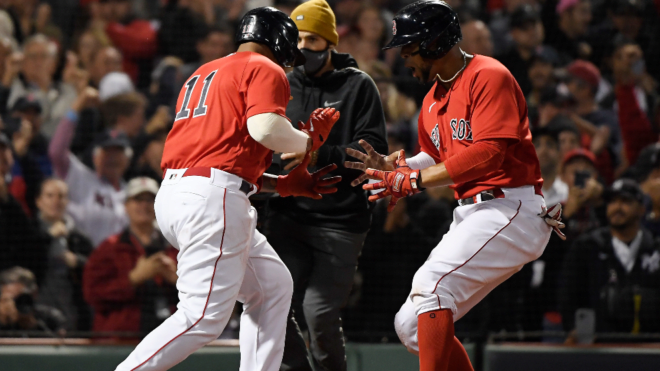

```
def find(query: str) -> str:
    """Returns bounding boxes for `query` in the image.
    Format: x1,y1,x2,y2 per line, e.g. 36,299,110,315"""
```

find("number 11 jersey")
161,51,291,187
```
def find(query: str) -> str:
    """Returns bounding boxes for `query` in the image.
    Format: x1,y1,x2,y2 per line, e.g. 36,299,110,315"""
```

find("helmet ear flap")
418,16,462,60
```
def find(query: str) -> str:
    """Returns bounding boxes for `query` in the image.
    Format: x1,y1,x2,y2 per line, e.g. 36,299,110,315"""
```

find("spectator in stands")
498,4,555,95
565,60,621,183
34,178,93,331
74,30,109,72
158,0,211,64
487,0,527,56
535,86,575,128
10,96,50,176
460,19,493,57
546,0,593,63
561,148,606,239
526,52,560,124
611,40,658,165
560,179,660,340
100,92,146,140
0,267,66,337
49,88,130,247
179,26,234,83
533,124,569,206
83,177,177,336
7,34,78,138
91,0,158,88
0,132,48,279
89,46,123,88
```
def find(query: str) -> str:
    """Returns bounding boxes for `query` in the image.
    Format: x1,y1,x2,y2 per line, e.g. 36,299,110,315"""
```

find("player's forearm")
418,162,454,188
260,173,279,193
247,113,311,153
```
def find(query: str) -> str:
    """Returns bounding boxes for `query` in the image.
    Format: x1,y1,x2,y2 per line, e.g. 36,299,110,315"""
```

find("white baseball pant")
116,168,293,371
394,186,552,354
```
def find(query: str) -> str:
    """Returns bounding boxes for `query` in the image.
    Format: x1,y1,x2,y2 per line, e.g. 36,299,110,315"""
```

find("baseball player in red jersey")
345,2,565,371
115,8,341,371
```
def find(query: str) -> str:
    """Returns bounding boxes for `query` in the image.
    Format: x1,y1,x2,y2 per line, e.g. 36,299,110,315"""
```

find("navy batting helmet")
236,7,306,68
383,0,462,60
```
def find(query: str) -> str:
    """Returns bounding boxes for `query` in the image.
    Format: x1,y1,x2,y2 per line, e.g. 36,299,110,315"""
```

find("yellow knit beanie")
291,0,339,46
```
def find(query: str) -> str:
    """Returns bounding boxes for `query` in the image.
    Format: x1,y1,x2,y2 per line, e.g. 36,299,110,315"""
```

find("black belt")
169,167,254,195
458,190,500,206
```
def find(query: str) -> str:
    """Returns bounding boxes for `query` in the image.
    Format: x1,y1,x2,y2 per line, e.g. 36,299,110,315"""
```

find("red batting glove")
298,107,340,152
362,150,422,212
538,203,566,240
276,153,342,199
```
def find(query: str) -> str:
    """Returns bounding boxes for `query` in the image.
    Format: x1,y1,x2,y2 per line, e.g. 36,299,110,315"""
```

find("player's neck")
237,42,279,66
432,47,469,90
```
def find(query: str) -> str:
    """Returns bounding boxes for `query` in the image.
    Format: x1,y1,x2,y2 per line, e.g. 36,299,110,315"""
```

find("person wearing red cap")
565,59,622,184
560,148,606,239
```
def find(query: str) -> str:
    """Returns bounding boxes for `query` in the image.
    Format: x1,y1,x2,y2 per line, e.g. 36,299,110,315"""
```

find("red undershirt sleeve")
443,139,509,184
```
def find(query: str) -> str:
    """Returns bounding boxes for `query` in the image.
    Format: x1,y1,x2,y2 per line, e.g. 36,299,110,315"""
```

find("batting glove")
298,107,340,152
538,203,566,240
362,150,422,212
277,153,341,199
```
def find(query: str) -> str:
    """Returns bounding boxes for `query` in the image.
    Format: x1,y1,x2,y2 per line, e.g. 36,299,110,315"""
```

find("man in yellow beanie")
265,1,388,371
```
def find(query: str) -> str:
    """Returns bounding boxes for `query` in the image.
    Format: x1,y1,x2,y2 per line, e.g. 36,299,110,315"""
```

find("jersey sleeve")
417,112,442,163
244,59,290,119
469,68,523,142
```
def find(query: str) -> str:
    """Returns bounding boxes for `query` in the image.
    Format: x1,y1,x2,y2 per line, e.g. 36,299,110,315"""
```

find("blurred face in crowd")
104,0,131,22
36,179,69,223
22,38,57,85
561,157,596,188
120,102,146,138
0,142,13,178
612,43,643,77
91,46,122,85
528,60,554,90
125,191,156,227
534,135,560,175
14,109,42,133
357,7,384,43
558,130,581,157
607,196,644,230
197,31,233,64
77,31,102,70
142,136,166,177
511,21,544,50
612,14,643,40
460,20,493,57
93,146,129,184
566,78,593,102
562,1,592,37
335,0,362,25
400,42,435,84
0,38,12,79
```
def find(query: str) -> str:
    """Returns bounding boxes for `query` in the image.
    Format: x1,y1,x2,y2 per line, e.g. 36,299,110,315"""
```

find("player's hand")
362,150,422,212
298,107,340,152
11,119,34,157
281,151,307,171
345,140,399,186
538,203,566,240
277,153,341,199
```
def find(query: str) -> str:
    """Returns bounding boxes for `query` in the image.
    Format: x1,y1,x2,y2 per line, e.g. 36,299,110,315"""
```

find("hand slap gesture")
345,139,400,186
362,150,422,212
276,153,341,199
299,107,340,152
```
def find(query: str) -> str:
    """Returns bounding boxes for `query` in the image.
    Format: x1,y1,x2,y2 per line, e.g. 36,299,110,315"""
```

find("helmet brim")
382,35,418,51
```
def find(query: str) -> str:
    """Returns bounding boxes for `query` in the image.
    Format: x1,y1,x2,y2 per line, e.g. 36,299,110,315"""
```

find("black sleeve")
0,84,11,116
558,237,590,331
315,74,388,180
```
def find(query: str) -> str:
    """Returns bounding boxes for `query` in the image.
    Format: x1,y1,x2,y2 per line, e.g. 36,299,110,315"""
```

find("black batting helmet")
383,0,462,60
236,7,306,68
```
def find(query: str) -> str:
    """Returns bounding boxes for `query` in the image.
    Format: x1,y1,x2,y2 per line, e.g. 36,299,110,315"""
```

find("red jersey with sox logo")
418,55,542,199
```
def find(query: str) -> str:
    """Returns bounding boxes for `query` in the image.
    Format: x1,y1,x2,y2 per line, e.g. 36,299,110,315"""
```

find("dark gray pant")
265,214,366,371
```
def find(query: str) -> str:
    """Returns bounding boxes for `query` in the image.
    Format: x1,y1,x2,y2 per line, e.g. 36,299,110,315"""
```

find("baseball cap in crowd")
125,177,160,199
556,0,580,14
96,130,131,149
562,148,597,167
290,0,339,45
629,143,660,182
532,124,560,144
529,47,561,67
99,72,134,102
510,4,540,29
566,60,601,90
539,86,575,107
11,95,42,114
604,178,645,204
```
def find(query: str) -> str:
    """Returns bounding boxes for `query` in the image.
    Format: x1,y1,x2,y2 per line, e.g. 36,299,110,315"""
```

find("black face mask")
300,48,329,76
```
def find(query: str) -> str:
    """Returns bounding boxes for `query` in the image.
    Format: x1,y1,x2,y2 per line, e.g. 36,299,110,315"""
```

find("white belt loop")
476,194,482,203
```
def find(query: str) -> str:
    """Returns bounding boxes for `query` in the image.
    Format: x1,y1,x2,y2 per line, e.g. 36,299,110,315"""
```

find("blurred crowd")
0,0,659,345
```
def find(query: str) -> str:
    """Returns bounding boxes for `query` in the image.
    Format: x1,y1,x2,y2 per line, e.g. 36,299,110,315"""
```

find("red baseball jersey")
161,51,290,186
418,55,542,200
